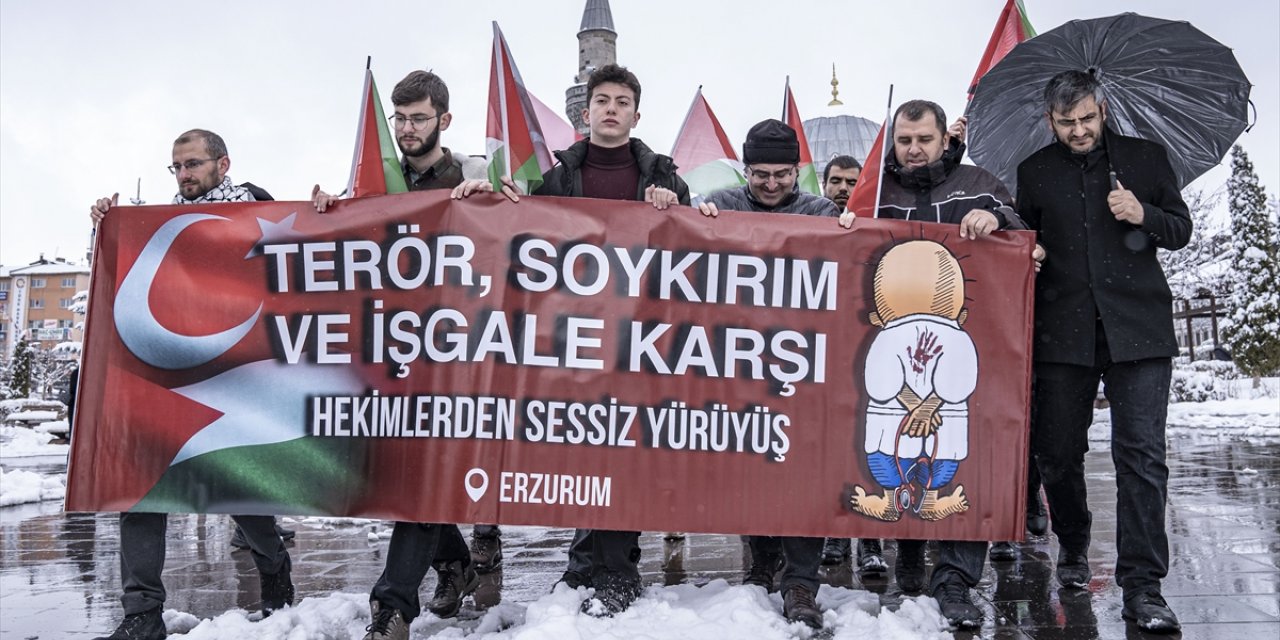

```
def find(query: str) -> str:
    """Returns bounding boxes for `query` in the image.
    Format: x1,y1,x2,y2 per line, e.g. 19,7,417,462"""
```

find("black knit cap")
742,118,800,165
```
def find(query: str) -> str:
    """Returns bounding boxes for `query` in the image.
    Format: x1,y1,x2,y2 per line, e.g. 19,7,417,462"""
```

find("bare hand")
948,116,968,143
1108,179,1143,225
1032,243,1046,273
904,404,943,438
312,184,339,213
644,184,678,210
839,210,855,229
90,193,119,224
451,177,521,202
959,209,999,239
697,201,719,218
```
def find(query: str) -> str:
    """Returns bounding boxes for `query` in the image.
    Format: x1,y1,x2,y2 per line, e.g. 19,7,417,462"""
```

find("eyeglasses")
747,167,796,182
167,158,218,175
389,114,441,130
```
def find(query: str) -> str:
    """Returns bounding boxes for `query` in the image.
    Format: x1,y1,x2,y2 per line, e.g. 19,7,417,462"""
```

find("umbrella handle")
1247,100,1257,133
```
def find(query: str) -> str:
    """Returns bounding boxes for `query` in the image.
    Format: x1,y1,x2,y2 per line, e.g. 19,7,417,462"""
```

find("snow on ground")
1089,393,1280,442
166,581,951,640
0,424,71,458
0,465,66,506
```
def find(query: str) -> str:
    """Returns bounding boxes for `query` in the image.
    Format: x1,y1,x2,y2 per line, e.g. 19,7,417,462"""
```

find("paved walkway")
1,441,1277,639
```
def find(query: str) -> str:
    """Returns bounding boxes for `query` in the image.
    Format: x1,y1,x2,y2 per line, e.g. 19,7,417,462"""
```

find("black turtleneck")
580,142,639,201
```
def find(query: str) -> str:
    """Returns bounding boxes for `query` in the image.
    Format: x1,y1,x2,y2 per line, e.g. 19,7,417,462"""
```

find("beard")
398,126,440,158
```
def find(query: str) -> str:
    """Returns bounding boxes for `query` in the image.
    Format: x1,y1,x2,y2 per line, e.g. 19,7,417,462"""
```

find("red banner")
68,191,1035,541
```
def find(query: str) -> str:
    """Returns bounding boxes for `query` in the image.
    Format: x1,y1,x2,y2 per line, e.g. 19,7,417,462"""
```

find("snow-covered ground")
2,383,1276,640
162,581,951,640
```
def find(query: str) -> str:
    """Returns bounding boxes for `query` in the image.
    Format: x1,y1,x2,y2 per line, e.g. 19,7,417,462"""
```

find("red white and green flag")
968,0,1036,98
346,61,408,197
846,86,894,218
670,86,745,199
782,77,821,196
486,22,554,194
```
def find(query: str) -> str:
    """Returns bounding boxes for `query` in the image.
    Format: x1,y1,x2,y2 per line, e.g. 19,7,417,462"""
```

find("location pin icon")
464,468,489,502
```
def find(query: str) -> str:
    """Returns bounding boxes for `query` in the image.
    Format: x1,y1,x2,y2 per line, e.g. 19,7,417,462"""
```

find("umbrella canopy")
966,12,1251,194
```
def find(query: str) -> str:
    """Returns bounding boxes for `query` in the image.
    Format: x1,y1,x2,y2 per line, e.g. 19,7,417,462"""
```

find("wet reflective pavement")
1,441,1277,639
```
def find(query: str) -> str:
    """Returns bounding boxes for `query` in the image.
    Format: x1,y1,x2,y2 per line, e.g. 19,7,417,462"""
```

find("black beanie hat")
742,119,800,165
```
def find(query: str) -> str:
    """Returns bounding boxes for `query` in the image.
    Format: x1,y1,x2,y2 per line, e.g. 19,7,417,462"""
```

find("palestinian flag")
486,22,554,194
846,87,894,218
968,0,1036,98
782,77,821,195
670,87,745,199
530,89,582,154
346,62,408,197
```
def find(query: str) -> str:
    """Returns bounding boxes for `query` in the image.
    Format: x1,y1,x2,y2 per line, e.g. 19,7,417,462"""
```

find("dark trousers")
565,529,641,589
896,538,990,591
746,535,823,593
1032,357,1172,595
119,512,287,615
370,522,470,622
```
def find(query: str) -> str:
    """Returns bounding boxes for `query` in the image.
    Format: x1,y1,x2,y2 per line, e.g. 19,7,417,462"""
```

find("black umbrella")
966,12,1251,194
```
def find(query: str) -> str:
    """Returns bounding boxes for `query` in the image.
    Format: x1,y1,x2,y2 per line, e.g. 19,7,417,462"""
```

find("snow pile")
1090,395,1280,442
168,581,951,640
0,424,70,457
0,466,66,506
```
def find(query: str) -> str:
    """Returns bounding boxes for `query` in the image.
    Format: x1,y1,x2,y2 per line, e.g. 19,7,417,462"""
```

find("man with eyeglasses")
1016,70,1190,633
88,129,295,640
692,118,836,631
312,70,494,640
452,63,688,619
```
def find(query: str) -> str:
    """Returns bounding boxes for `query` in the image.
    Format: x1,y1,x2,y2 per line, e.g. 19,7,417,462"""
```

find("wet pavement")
1,440,1277,639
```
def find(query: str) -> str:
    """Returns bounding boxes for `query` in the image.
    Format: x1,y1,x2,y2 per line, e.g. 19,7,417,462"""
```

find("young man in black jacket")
1016,70,1191,633
454,63,688,617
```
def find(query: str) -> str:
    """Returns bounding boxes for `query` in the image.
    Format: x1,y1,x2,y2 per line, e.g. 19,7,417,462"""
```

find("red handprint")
907,328,943,374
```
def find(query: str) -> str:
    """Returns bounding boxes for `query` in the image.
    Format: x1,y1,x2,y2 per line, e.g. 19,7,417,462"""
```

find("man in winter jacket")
453,63,688,617
837,100,1039,630
88,129,295,640
695,119,836,631
1016,70,1191,633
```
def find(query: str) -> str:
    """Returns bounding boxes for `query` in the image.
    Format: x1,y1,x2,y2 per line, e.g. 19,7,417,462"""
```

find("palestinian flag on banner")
968,0,1036,98
486,22,554,194
782,77,821,195
846,87,894,218
346,62,408,197
670,87,745,199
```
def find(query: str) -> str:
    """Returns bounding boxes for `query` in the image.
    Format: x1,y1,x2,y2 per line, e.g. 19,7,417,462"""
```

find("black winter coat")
878,139,1023,229
1016,130,1191,366
534,138,691,205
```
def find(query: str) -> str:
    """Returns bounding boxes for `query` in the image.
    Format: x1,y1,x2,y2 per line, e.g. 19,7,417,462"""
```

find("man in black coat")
1016,70,1191,632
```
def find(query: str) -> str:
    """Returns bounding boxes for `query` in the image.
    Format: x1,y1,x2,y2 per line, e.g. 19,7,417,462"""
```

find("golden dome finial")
828,63,843,106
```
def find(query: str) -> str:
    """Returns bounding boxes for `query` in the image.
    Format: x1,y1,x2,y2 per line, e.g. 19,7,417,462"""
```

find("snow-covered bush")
1170,358,1241,402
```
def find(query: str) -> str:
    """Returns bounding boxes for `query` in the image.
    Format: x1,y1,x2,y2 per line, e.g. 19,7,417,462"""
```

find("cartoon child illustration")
849,240,977,522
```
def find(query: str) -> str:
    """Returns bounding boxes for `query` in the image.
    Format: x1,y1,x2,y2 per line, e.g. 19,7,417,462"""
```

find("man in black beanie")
698,119,839,218
697,119,834,631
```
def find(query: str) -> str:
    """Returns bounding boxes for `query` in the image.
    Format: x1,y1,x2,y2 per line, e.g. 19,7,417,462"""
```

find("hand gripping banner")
67,190,1035,541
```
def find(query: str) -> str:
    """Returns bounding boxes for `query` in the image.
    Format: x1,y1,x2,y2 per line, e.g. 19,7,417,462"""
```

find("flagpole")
493,22,512,183
872,84,893,219
782,76,790,121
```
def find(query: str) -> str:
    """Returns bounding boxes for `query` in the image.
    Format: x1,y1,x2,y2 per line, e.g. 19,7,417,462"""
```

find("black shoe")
426,560,479,618
782,584,823,629
469,533,503,573
743,553,783,592
275,523,296,541
856,539,888,578
1122,591,1181,632
820,538,851,565
1056,548,1092,589
934,579,982,630
989,541,1017,562
895,544,926,594
363,600,409,640
230,525,250,550
94,607,166,640
555,570,591,591
260,563,295,615
580,579,640,617
1026,491,1048,536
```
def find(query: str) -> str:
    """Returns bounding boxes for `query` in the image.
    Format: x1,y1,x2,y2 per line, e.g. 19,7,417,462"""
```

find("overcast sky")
2,0,1276,267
